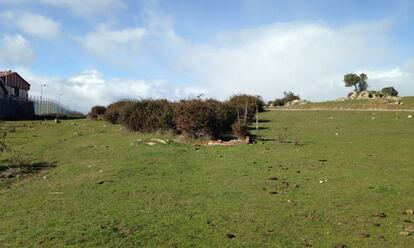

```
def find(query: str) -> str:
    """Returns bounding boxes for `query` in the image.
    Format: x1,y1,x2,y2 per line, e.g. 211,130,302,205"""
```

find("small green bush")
121,99,175,132
381,87,399,97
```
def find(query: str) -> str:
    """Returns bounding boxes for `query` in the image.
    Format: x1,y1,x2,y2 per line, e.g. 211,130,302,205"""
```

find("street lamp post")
40,84,46,114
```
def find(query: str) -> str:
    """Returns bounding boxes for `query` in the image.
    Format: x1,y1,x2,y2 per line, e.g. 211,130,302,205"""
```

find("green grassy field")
1,109,414,247
279,96,414,110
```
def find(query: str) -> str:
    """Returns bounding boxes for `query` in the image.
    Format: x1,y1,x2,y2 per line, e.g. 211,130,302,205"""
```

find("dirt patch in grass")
0,161,57,185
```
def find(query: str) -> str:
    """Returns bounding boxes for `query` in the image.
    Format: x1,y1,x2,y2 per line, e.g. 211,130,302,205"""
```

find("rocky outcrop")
346,91,403,105
285,100,309,106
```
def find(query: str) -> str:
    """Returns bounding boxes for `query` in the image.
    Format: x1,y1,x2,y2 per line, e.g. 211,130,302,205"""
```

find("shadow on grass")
258,119,271,123
0,161,57,180
248,126,269,131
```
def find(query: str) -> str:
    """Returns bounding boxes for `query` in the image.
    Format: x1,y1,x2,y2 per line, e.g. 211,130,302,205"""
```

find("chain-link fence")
29,95,73,116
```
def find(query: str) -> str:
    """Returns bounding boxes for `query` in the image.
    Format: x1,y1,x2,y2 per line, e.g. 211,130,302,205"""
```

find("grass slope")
280,96,414,110
1,110,414,247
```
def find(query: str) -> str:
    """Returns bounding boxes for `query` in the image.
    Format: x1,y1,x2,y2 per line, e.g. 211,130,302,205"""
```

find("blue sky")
1,0,414,111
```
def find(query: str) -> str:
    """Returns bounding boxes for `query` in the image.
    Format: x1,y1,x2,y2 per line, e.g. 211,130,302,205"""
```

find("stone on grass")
151,138,167,144
404,209,414,215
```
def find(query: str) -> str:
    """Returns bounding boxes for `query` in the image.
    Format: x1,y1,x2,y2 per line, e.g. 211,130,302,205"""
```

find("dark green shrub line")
93,94,265,140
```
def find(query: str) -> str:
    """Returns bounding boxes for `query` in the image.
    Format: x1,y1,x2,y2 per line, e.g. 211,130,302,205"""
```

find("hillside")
276,96,414,111
1,110,414,247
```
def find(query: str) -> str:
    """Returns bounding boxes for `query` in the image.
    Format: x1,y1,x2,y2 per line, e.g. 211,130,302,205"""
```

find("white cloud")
0,11,60,39
39,0,126,17
174,21,397,101
363,59,414,96
77,26,147,67
0,34,35,67
19,69,205,113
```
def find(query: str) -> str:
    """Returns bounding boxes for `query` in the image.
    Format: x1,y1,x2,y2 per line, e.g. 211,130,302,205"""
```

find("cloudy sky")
1,0,414,112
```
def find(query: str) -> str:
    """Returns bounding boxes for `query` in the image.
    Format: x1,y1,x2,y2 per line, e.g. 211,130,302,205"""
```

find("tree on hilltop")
344,73,368,92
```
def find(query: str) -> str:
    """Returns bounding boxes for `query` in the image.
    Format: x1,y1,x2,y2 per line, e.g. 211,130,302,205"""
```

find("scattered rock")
404,225,414,233
284,99,309,106
400,232,411,236
269,176,278,181
151,138,167,144
372,213,387,218
281,180,290,187
359,232,370,238
302,238,312,247
404,209,414,215
50,192,63,195
408,115,412,119
208,139,246,146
